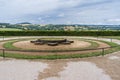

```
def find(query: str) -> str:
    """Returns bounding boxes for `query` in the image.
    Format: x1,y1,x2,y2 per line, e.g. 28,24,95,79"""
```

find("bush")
0,31,120,36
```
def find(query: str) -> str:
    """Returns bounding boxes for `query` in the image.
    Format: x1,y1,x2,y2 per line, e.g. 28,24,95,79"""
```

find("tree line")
0,31,120,36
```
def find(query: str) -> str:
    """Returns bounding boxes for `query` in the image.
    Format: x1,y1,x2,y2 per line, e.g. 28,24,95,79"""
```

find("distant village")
0,22,120,31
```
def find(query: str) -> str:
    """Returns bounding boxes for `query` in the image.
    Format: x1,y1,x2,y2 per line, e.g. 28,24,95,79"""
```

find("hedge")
0,31,120,36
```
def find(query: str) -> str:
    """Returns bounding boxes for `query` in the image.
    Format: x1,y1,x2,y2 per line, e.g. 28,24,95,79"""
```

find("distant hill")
0,23,10,25
17,22,32,24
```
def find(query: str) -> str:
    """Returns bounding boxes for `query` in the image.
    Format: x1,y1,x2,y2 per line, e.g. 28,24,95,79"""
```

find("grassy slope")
0,28,22,31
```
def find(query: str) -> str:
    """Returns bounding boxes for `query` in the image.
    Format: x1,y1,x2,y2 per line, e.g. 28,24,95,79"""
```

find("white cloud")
0,0,59,16
0,0,120,24
58,13,65,17
107,19,120,22
0,0,108,16
38,17,42,20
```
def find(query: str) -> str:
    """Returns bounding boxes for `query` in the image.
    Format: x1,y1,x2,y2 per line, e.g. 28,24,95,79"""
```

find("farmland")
0,28,22,31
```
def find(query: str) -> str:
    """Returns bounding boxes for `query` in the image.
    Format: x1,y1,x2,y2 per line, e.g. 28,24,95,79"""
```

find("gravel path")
0,59,48,80
39,51,120,80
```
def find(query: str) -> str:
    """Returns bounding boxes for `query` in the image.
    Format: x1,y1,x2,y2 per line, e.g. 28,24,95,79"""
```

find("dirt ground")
13,40,110,50
13,40,91,50
13,40,108,50
0,51,119,80
38,51,120,80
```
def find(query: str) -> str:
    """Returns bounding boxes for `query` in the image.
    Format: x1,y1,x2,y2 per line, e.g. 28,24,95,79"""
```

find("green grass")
3,40,22,50
0,28,22,31
0,45,119,60
97,36,120,40
0,51,102,60
100,40,118,47
3,38,36,50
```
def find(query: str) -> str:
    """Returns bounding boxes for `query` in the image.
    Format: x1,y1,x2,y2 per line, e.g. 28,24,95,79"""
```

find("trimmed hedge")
0,31,120,36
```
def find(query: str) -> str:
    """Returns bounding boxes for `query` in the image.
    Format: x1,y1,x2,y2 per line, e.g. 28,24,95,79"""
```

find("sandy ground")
0,59,48,80
13,40,91,50
38,51,120,80
13,40,110,50
45,62,111,80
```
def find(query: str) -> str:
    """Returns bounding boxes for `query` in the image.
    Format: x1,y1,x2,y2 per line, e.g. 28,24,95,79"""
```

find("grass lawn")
98,36,120,40
0,28,22,31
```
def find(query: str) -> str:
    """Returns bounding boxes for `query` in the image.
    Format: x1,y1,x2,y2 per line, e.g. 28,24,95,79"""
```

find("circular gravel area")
13,40,91,50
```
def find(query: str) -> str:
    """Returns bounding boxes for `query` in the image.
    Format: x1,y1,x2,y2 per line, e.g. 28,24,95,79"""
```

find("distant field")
0,28,22,31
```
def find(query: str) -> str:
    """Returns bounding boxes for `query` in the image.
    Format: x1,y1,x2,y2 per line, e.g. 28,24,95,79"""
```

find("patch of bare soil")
0,59,48,80
13,40,91,50
93,41,109,48
38,60,67,79
0,42,5,49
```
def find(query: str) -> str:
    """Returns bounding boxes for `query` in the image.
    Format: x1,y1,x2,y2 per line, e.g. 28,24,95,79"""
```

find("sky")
0,0,120,24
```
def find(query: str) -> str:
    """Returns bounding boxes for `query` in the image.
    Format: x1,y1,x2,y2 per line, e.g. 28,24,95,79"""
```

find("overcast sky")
0,0,120,24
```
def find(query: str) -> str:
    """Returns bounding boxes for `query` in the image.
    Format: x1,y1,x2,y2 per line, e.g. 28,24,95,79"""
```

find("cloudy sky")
0,0,120,24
